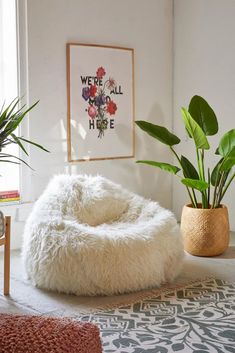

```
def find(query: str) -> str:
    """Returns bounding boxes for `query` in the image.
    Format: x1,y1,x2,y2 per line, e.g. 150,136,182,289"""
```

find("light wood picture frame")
66,43,135,162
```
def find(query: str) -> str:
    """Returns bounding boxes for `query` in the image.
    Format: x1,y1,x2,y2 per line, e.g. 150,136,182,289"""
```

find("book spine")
0,193,20,199
0,190,19,195
0,197,20,202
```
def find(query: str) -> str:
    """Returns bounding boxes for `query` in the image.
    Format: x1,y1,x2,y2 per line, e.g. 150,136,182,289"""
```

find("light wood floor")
0,232,234,316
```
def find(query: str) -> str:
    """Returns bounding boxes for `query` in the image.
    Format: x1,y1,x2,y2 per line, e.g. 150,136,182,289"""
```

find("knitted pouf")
23,174,184,296
0,314,102,353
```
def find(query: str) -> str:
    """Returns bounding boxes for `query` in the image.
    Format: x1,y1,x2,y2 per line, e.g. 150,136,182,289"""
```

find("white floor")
0,232,235,316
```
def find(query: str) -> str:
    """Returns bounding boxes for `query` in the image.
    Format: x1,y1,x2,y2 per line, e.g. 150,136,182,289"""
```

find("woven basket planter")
181,204,230,257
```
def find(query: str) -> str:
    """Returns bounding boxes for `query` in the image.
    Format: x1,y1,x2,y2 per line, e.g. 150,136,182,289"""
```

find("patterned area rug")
77,279,235,353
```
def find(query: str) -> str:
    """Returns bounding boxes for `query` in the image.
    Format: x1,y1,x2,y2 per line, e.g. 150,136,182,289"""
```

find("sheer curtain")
0,0,19,193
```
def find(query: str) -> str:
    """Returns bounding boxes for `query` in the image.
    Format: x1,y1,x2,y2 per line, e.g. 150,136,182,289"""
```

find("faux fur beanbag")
22,174,184,296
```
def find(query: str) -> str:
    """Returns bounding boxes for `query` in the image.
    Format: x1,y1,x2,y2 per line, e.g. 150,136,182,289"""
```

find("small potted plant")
136,95,235,256
0,97,49,167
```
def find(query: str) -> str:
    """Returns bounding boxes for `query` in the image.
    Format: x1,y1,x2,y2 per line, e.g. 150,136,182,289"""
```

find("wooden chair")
0,216,11,295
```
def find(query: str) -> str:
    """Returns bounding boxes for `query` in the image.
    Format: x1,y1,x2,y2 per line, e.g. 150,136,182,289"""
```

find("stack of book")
0,190,20,203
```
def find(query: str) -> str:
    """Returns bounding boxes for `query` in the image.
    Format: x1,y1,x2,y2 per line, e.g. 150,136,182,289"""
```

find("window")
0,0,20,198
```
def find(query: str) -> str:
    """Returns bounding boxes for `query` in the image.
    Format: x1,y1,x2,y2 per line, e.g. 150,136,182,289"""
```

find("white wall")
7,0,173,249
27,0,173,201
173,0,235,230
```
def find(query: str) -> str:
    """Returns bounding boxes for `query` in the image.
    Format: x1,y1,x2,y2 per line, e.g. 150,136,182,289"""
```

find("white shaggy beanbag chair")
22,175,184,296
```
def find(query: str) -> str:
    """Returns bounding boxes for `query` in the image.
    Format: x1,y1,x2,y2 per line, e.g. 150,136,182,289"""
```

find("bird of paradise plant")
136,95,235,209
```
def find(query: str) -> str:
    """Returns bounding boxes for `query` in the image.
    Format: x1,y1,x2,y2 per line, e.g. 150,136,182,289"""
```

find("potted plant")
136,95,235,256
0,96,49,215
0,97,49,167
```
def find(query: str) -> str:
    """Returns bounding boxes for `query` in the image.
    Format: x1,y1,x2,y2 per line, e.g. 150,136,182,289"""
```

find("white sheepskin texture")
22,174,184,296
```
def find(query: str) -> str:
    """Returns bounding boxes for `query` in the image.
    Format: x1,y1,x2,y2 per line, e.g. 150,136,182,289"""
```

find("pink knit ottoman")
0,314,102,353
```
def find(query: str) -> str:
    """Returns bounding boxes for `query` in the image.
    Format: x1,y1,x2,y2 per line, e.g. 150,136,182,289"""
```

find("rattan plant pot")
181,204,230,257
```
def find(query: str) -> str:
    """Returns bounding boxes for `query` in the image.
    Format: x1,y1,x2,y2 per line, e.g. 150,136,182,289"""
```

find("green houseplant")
0,97,48,240
0,97,49,168
136,95,235,256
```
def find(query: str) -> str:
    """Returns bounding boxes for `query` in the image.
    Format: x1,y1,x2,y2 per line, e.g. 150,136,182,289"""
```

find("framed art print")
66,43,135,162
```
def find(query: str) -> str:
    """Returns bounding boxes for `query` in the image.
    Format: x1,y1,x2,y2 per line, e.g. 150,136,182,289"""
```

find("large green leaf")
135,121,180,146
218,129,235,157
181,178,209,192
136,160,180,174
181,108,210,150
211,154,232,191
220,146,235,171
188,95,218,136
181,155,199,179
211,158,223,186
221,158,235,171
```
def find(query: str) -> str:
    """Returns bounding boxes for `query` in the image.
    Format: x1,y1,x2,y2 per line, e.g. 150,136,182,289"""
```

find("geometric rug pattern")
78,279,235,352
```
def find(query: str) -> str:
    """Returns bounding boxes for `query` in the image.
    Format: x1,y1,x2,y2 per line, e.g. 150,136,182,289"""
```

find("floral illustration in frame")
67,43,135,162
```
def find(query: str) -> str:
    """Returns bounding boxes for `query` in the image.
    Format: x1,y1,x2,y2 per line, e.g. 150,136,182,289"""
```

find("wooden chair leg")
4,216,11,295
